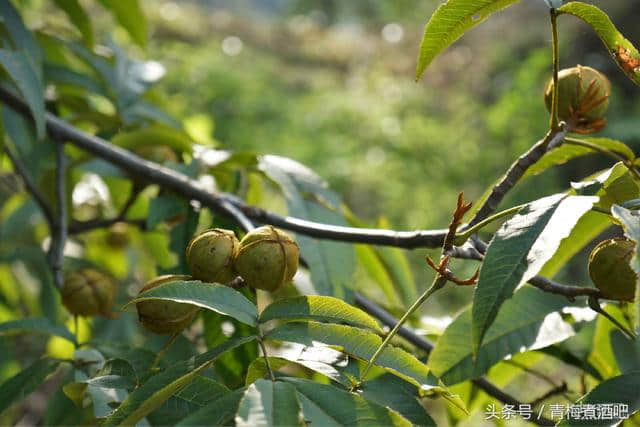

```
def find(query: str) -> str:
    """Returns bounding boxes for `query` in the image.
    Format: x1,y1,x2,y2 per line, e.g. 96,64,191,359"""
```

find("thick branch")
0,87,448,249
467,127,567,228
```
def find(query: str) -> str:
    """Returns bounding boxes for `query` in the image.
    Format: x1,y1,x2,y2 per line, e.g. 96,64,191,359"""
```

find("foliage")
0,0,639,426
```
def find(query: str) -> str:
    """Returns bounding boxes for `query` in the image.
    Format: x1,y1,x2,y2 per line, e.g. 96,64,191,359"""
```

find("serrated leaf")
260,155,355,298
0,317,75,343
147,376,229,426
176,388,246,426
0,49,45,139
235,379,304,427
359,374,437,426
127,280,258,326
0,358,60,413
266,321,441,390
524,138,635,179
416,0,522,80
557,372,640,426
52,0,93,46
284,377,411,426
558,2,640,85
259,296,383,333
97,0,147,48
472,194,596,356
102,336,255,426
540,211,612,278
430,286,575,385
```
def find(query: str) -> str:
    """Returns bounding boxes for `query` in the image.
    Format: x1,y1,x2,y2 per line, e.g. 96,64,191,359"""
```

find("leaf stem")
549,8,561,131
257,335,276,381
454,204,525,245
358,275,447,383
151,332,180,369
564,137,640,184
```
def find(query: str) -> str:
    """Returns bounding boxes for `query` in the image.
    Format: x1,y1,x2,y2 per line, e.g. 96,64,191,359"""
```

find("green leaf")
472,194,596,356
430,286,575,385
147,376,229,426
266,321,441,390
97,0,147,48
102,336,255,426
354,244,402,308
0,317,75,343
557,372,640,426
259,296,383,333
0,49,45,139
111,125,193,154
415,0,522,80
610,329,640,374
540,211,612,278
235,379,304,427
612,204,640,274
0,0,42,71
52,0,93,46
245,357,291,385
43,63,105,95
260,155,355,298
127,280,258,327
176,388,246,426
558,2,640,86
284,377,411,426
0,358,60,413
359,374,436,426
524,138,636,179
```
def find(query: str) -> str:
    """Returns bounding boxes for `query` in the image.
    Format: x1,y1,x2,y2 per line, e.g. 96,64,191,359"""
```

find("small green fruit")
588,238,637,302
136,275,199,335
106,222,130,248
185,229,239,283
61,269,115,317
234,225,299,292
544,65,611,134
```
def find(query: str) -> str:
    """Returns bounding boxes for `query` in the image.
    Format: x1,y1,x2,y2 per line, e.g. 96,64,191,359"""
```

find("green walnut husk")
106,222,130,248
544,65,611,134
185,228,239,283
61,269,115,317
136,275,199,335
588,238,637,302
234,225,299,292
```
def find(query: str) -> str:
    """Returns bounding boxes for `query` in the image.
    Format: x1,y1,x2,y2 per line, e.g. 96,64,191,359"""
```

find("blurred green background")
21,0,640,315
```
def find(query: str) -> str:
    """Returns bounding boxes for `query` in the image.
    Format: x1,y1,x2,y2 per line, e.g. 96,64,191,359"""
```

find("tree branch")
0,86,448,250
466,126,567,228
50,142,67,289
3,143,56,228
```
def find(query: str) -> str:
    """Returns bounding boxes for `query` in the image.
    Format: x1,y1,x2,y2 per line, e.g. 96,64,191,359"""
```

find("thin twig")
3,143,56,227
68,187,144,234
51,142,67,289
529,382,569,408
549,8,560,131
257,336,276,381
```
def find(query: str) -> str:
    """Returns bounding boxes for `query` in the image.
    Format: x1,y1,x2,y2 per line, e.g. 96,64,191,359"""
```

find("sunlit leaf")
472,194,596,356
558,2,640,85
284,377,412,426
266,321,441,391
430,286,575,385
127,280,258,326
235,379,304,427
97,0,147,48
416,0,522,80
259,296,383,333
